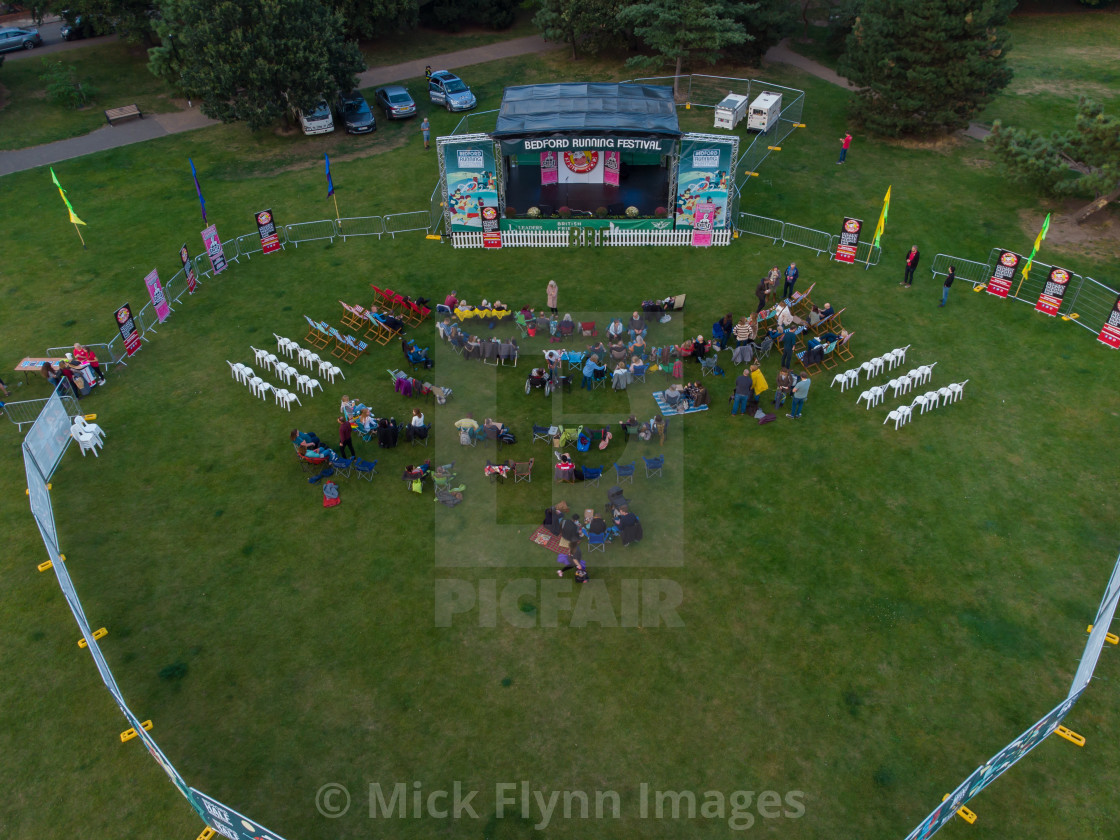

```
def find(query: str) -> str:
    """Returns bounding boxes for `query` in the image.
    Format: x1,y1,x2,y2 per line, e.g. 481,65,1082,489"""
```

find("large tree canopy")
332,0,418,39
837,0,1013,137
149,0,364,130
988,98,1120,220
618,0,755,96
532,0,635,60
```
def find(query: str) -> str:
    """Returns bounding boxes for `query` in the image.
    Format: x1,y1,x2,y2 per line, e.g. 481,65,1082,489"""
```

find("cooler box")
747,92,782,132
714,94,749,130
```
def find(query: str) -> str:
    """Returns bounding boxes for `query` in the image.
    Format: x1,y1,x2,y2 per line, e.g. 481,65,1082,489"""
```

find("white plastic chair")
306,378,323,397
884,352,900,371
307,352,322,369
870,385,886,407
860,361,875,380
279,389,302,410
897,375,912,396
869,356,885,377
227,360,242,380
883,405,911,429
329,363,345,382
73,415,106,445
275,362,296,385
248,376,264,397
892,345,910,366
910,393,933,414
938,386,953,407
295,374,310,395
888,378,903,398
857,389,875,409
297,347,315,368
831,373,847,390
285,341,301,360
844,368,860,388
256,381,272,402
69,425,101,457
949,379,968,403
263,353,278,373
251,346,268,367
318,359,333,379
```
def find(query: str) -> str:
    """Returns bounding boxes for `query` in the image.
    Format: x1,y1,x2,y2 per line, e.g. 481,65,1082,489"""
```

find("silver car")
428,71,477,112
0,27,42,52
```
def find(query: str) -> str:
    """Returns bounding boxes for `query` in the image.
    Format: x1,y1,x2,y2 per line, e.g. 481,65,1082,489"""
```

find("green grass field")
1,12,1119,840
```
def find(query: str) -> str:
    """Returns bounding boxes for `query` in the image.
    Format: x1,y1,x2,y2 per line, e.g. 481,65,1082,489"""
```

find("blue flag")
325,153,335,197
189,158,206,223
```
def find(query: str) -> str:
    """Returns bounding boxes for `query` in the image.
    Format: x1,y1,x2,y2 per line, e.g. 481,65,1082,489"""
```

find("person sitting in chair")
528,367,548,390
607,318,625,341
808,305,823,327
291,428,322,449
692,335,710,361
820,302,835,320
369,305,405,333
587,339,606,357
609,339,628,362
627,311,646,339
628,333,647,357
298,440,334,460
355,408,376,437
663,384,687,409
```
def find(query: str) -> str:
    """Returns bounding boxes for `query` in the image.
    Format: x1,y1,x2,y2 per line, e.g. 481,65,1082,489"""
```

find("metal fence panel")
782,223,832,255
1067,275,1120,335
384,211,432,238
4,394,81,431
736,212,783,243
284,219,337,246
929,253,992,286
335,216,384,240
236,234,264,259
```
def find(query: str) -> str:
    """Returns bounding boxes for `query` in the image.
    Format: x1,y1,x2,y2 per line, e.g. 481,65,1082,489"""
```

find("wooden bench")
105,105,142,126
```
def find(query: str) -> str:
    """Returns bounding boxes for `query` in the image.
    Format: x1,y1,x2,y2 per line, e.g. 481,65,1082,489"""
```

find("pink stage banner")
692,203,716,247
144,269,171,323
540,152,558,186
604,151,620,187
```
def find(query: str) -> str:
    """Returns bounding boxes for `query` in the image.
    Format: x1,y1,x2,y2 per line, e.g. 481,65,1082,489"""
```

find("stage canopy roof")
493,83,682,138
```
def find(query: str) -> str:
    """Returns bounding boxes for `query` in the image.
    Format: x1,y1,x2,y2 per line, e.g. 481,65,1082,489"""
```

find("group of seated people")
662,381,710,411
453,413,512,444
291,428,335,461
439,318,520,363
368,304,406,334
620,414,667,444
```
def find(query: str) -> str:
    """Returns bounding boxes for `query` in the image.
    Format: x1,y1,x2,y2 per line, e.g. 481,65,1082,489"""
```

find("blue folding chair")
631,363,649,383
586,530,608,553
354,459,378,481
613,462,636,484
643,455,664,478
582,465,603,486
329,455,356,478
532,424,554,444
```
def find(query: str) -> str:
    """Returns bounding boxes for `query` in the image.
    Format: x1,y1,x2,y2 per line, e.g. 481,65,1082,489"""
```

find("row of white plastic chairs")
228,360,319,410
270,334,346,384
870,380,970,427
256,338,342,387
831,345,912,390
69,415,107,457
844,363,938,401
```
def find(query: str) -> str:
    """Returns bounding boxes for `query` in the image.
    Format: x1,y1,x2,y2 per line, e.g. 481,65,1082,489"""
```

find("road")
1,17,118,61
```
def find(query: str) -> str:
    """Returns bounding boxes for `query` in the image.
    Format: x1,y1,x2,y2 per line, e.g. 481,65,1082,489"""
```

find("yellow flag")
871,185,890,247
50,167,87,226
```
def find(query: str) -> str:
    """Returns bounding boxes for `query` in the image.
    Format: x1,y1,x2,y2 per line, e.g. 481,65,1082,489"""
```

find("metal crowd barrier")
384,211,433,238
3,394,81,431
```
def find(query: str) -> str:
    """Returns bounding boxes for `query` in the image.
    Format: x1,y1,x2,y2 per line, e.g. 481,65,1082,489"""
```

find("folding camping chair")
586,530,608,553
613,462,636,484
581,465,603,486
835,331,855,362
643,455,664,478
339,301,364,331
304,316,331,350
328,327,349,359
579,321,597,337
513,459,534,483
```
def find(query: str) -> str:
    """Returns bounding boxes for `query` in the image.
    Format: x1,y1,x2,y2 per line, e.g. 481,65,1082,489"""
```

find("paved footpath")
0,34,986,178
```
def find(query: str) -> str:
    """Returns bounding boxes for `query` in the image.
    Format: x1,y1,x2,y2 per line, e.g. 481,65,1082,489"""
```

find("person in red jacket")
72,343,106,384
902,246,921,287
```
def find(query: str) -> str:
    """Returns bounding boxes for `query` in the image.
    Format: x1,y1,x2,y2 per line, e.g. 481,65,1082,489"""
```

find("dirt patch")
1019,201,1120,262
891,134,968,154
962,156,995,169
260,130,414,177
28,88,47,100
1011,79,1117,100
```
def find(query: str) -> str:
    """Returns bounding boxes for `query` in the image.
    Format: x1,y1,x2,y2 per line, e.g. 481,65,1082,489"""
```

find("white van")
299,100,335,135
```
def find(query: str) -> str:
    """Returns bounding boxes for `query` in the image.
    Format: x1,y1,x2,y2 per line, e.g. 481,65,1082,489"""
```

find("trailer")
747,92,782,133
714,94,749,130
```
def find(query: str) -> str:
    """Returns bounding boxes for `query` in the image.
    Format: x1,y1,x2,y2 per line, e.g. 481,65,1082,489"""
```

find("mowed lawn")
1,25,1119,840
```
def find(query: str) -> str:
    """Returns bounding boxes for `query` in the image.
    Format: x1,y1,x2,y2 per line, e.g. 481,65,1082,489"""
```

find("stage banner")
987,250,1020,298
499,134,675,156
114,303,142,357
1097,292,1120,349
604,151,620,187
255,209,281,254
540,151,558,186
201,224,228,275
480,201,502,249
1034,266,1071,316
904,691,1083,840
192,788,291,840
558,150,604,184
691,203,715,247
675,138,733,229
445,139,499,232
180,243,197,294
835,217,862,264
23,389,73,480
144,269,170,323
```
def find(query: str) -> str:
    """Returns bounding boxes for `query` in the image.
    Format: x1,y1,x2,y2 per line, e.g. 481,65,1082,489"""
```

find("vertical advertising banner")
1098,292,1120,349
446,140,498,232
180,243,197,294
480,201,502,249
144,269,170,323
201,224,228,275
114,303,142,357
988,250,1020,298
835,217,862,263
255,209,281,254
540,151,558,186
675,139,732,229
1034,266,1071,316
191,788,290,840
604,151,621,187
691,203,716,247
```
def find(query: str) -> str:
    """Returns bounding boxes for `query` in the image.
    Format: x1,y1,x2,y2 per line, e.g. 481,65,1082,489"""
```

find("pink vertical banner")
540,151,558,186
691,203,716,247
144,269,171,323
604,151,620,187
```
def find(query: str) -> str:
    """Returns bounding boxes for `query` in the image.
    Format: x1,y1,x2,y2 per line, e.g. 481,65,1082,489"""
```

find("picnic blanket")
653,391,710,416
530,524,568,555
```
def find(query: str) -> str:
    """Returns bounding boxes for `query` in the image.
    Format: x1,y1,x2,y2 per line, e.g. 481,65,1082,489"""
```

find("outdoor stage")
504,164,670,217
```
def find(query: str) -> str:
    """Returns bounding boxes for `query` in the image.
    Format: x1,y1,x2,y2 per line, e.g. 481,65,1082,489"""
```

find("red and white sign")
1034,266,1071,317
144,269,171,323
987,250,1019,298
1098,293,1120,349
558,150,603,184
114,303,142,357
834,216,862,264
256,209,281,254
180,244,197,294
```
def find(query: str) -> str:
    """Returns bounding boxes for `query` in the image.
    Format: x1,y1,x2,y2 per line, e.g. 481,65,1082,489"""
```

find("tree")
148,0,364,131
987,98,1120,222
532,0,632,61
837,0,1013,137
618,0,754,97
723,0,797,67
54,0,161,44
331,0,418,40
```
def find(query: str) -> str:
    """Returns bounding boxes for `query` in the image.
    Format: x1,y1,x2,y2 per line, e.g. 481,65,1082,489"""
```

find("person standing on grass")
940,266,956,307
774,367,794,409
546,279,558,315
783,262,799,298
732,368,753,416
338,414,356,458
780,326,796,369
788,374,811,419
421,117,431,150
837,132,852,164
902,246,920,287
755,276,769,313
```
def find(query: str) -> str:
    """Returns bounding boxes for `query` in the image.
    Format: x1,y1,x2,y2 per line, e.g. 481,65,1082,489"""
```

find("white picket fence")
450,227,732,249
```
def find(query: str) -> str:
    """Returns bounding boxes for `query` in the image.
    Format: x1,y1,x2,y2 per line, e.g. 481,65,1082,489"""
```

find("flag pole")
73,221,86,248
333,193,341,226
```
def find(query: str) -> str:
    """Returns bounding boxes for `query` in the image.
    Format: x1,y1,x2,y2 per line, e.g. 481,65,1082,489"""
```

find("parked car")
428,71,477,112
373,85,417,120
0,27,41,52
60,14,109,40
335,90,377,134
298,99,335,136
